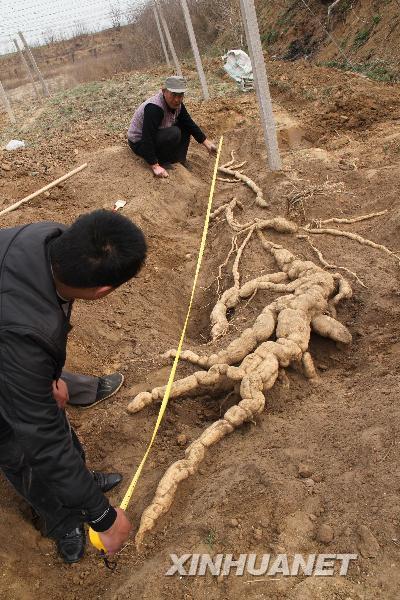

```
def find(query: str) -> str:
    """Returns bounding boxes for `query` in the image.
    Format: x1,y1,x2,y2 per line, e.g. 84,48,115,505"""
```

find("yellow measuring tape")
89,136,224,552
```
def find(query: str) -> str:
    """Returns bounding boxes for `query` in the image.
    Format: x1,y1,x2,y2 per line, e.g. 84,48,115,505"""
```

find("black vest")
0,222,69,378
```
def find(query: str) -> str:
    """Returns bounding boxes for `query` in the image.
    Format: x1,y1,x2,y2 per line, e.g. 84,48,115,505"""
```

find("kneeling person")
128,75,217,178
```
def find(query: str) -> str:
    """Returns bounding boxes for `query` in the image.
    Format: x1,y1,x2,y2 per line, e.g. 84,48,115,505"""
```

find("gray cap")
165,75,187,93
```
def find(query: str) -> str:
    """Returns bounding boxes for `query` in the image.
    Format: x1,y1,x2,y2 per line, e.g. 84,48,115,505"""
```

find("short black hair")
50,209,147,288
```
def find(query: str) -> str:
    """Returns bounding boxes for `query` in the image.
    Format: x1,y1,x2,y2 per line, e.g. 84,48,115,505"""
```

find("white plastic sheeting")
223,49,254,91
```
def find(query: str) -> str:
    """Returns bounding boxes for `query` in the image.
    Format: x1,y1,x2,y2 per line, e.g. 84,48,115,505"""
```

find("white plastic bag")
223,50,254,91
5,139,25,151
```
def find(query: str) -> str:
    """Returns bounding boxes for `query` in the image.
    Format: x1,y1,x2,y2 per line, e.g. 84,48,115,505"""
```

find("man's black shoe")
96,372,124,403
56,525,86,564
93,471,123,493
69,372,124,409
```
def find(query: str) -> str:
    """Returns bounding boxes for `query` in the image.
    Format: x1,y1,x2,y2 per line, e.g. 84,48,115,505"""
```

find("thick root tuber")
311,314,352,344
130,234,353,548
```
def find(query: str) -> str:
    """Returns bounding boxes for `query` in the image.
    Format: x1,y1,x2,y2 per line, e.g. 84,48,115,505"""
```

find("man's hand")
151,163,169,178
203,139,217,156
52,379,69,410
99,507,132,555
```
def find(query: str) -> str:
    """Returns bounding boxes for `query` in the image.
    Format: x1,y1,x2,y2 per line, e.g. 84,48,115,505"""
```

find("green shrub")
318,59,398,83
261,30,279,45
353,28,371,48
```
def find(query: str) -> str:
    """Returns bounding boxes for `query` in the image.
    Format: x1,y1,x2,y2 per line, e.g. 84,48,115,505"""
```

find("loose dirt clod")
357,525,380,558
316,524,335,544
298,463,314,478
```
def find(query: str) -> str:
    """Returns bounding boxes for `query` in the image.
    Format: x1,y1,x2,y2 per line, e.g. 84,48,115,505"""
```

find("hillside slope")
256,0,400,80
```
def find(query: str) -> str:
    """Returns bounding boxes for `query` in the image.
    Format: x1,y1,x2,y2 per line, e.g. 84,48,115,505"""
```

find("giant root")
128,231,353,548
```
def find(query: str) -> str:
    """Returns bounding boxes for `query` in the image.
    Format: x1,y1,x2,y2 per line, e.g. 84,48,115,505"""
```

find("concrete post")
156,2,183,77
18,31,50,97
238,0,281,170
153,4,171,67
13,38,40,100
179,0,209,100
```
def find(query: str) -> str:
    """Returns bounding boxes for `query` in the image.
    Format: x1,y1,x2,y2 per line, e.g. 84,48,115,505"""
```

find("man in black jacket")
0,209,147,563
127,75,217,178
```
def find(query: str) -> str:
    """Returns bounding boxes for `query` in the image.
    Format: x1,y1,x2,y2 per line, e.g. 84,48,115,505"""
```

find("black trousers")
61,370,98,407
0,371,98,539
0,413,87,539
129,125,191,165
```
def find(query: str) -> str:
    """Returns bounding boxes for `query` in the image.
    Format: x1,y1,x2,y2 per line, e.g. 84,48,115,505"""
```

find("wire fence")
0,0,137,54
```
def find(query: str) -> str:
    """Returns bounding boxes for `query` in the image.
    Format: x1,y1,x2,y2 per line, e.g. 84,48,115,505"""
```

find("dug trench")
0,86,400,600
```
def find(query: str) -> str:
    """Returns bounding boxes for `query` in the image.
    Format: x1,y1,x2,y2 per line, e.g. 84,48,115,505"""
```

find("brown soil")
0,61,400,600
